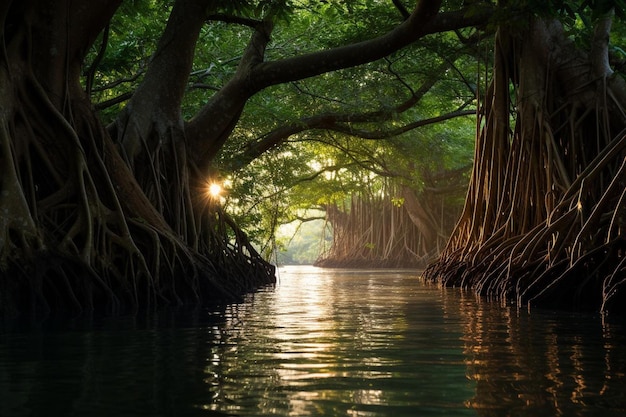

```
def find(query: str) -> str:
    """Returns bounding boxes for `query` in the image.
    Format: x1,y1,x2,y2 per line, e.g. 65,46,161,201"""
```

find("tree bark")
424,14,626,313
186,1,495,171
0,0,493,317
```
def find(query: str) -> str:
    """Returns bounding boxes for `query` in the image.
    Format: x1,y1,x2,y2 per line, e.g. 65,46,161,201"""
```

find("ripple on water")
1,266,625,416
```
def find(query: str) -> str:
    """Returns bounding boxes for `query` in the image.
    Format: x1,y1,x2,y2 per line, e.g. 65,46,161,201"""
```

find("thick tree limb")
185,19,274,164
228,108,474,170
113,0,208,160
186,2,494,168
250,6,488,89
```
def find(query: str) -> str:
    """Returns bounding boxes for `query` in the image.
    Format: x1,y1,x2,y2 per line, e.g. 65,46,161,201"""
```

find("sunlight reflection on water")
1,265,625,416
200,266,479,416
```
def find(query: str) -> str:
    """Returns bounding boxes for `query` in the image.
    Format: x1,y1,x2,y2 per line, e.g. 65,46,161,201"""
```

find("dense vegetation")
0,0,483,318
424,2,626,314
1,0,625,317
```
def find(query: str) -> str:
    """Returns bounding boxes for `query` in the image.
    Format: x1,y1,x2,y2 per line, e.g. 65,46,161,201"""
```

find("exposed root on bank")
316,173,462,269
423,18,626,314
0,66,274,320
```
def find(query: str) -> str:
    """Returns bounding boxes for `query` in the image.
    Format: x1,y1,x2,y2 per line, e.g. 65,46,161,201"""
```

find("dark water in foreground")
1,266,625,416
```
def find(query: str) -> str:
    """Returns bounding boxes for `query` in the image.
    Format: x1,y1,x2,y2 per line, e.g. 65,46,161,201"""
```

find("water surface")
1,265,625,416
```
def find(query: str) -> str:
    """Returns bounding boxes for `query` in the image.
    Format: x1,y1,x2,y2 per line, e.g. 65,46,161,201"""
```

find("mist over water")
1,266,625,416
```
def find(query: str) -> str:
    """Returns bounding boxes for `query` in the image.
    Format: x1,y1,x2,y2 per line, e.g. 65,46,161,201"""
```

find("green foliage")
85,0,487,260
85,0,169,122
213,0,295,20
276,219,329,264
391,196,405,207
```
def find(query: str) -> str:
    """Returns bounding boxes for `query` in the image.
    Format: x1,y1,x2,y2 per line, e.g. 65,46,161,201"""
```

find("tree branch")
309,137,406,179
85,24,110,97
186,19,274,165
322,109,475,139
392,0,411,20
249,6,492,90
92,69,145,93
228,108,474,171
187,1,493,170
95,92,133,111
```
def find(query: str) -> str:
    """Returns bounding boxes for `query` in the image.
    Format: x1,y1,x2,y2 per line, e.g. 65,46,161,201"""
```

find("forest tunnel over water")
0,0,625,319
2,2,626,414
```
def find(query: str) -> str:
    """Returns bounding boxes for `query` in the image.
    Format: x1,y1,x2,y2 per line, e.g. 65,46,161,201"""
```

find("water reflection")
201,267,474,416
439,289,626,416
1,266,625,416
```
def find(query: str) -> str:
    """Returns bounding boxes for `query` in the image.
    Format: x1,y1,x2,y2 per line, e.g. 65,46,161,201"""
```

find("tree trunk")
424,15,626,313
0,0,491,317
0,0,274,318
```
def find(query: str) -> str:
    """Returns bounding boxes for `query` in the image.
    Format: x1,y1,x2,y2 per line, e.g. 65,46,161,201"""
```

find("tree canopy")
2,0,624,318
0,0,490,318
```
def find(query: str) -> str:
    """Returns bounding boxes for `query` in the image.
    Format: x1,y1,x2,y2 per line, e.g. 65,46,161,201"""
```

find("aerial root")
423,24,626,312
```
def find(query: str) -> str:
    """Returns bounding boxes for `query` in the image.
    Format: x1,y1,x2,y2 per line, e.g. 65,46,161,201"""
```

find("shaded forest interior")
424,15,626,314
0,1,625,318
316,175,465,269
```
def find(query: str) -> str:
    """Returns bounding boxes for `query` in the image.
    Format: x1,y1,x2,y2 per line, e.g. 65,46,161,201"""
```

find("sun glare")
208,183,222,198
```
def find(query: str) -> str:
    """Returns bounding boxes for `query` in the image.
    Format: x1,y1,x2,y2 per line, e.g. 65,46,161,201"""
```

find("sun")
207,183,222,198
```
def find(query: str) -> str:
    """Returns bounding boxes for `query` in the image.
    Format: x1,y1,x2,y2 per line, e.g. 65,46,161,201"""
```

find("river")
1,265,625,416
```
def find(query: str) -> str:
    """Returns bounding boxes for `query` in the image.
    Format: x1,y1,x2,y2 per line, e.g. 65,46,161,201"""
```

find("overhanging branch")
228,107,475,170
186,1,493,169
